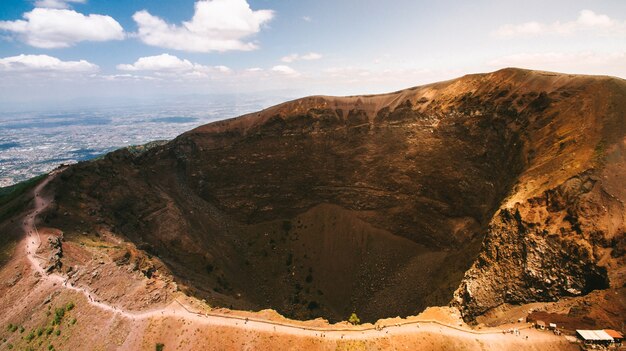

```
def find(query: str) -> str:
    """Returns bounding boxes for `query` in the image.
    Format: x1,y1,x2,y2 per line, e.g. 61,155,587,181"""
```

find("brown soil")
0,67,625,350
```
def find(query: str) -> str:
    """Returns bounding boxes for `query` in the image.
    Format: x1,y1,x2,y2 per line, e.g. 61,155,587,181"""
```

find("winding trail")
19,171,561,344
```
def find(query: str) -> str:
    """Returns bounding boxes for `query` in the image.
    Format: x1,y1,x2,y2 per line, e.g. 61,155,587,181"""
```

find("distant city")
0,95,286,187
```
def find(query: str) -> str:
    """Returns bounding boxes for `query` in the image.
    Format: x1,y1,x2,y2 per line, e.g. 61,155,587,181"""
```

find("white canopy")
577,330,614,342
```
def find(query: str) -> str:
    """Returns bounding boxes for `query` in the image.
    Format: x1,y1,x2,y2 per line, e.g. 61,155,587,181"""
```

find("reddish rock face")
44,68,626,323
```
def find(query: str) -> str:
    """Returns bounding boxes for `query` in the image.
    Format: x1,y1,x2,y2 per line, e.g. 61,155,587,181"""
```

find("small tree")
156,343,165,351
348,312,360,325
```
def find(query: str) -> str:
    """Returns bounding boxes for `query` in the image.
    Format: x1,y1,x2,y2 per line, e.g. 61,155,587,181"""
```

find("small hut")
576,330,613,346
535,320,546,330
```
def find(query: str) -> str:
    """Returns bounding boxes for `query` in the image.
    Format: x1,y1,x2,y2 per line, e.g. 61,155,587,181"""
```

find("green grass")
0,174,46,265
0,174,45,209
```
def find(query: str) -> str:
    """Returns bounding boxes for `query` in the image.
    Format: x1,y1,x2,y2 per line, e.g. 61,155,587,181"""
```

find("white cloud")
246,67,263,72
302,16,312,22
280,52,322,63
34,0,86,9
0,54,98,72
132,0,274,53
214,65,231,73
99,73,160,81
301,52,322,60
118,54,198,72
487,51,626,77
271,65,300,77
117,54,231,79
493,9,625,38
0,8,124,48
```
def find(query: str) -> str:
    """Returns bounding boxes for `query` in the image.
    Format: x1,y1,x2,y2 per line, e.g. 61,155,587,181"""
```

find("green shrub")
48,344,54,350
66,302,75,311
156,343,165,351
45,326,54,335
7,343,13,349
25,331,35,341
52,308,65,325
6,323,12,331
19,326,25,333
55,329,60,336
348,312,360,325
36,327,44,337
9,325,18,333
70,318,77,325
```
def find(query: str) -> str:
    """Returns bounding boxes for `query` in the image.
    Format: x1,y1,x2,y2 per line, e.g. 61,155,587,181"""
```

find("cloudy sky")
0,0,625,108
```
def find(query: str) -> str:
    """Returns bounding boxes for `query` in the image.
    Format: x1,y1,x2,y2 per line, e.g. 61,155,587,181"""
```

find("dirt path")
18,171,568,345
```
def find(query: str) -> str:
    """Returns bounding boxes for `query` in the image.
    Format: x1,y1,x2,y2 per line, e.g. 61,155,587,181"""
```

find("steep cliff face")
453,172,623,318
453,73,626,321
41,68,626,323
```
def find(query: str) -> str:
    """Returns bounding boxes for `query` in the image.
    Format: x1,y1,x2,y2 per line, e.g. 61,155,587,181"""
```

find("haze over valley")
0,95,284,187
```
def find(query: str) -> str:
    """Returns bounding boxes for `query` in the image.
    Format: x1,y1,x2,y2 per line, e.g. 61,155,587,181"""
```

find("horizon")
0,0,625,110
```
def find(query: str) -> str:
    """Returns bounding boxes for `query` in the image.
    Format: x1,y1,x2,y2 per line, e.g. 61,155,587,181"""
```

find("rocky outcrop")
453,171,624,320
45,235,63,273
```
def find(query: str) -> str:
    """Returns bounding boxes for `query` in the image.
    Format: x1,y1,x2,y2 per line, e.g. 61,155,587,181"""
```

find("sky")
0,0,625,109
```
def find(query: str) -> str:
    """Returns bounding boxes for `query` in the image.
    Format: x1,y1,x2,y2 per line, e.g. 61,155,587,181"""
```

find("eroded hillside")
36,68,625,324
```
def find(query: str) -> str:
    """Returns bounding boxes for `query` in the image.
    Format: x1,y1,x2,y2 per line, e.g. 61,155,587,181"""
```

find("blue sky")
0,0,625,108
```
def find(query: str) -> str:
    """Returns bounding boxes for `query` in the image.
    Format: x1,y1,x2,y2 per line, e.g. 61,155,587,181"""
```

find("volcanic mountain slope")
29,67,626,325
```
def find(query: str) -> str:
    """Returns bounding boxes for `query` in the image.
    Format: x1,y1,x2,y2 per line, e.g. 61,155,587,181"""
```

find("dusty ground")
0,165,582,350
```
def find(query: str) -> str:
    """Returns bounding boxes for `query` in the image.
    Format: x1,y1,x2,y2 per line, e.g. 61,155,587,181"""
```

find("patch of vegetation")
156,342,165,351
52,308,65,325
55,329,60,336
25,331,35,341
70,318,77,325
0,174,45,207
0,174,46,265
7,343,13,349
65,302,75,311
19,326,24,333
126,140,168,156
348,312,360,325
